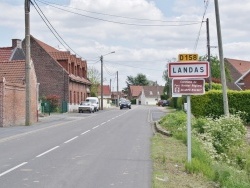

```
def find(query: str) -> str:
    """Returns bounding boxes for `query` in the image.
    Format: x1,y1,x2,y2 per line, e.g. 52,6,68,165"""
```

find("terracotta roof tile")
0,47,13,61
69,74,91,85
49,51,71,60
33,37,60,53
129,86,143,97
225,58,250,75
98,85,111,96
0,60,25,84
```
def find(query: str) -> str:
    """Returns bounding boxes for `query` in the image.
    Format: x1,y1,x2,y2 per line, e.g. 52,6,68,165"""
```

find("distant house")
139,86,164,105
225,58,250,90
0,60,38,127
98,85,112,108
22,36,91,112
128,85,143,104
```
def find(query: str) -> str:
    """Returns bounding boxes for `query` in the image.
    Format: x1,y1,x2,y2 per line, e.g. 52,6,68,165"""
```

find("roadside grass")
152,109,250,188
151,133,215,188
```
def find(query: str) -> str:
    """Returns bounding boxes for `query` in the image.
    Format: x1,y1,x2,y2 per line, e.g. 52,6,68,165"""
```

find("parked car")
120,100,131,110
78,101,95,113
157,100,169,107
86,97,99,111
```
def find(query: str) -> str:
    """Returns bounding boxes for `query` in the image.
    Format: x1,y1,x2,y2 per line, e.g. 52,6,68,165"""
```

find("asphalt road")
0,105,166,188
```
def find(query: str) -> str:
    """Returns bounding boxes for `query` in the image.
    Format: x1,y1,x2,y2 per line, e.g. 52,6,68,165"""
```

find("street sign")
172,79,205,95
178,54,199,62
168,61,209,78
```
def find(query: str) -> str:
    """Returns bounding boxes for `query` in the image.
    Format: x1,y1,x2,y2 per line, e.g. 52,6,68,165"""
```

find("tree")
87,66,101,97
126,73,149,86
200,55,231,82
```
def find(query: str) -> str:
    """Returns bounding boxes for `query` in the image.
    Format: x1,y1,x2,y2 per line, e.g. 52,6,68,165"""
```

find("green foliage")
87,66,100,96
191,90,250,122
130,99,136,104
45,95,60,112
205,82,222,91
159,110,250,187
159,111,187,141
126,73,149,86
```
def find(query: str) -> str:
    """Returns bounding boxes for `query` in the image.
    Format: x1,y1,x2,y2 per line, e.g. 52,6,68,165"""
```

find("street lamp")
100,51,115,110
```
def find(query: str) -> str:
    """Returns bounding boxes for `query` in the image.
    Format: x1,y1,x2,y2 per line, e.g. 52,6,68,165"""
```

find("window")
150,91,153,95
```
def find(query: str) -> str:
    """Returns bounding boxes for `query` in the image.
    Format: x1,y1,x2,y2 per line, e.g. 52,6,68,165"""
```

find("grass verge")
151,133,216,188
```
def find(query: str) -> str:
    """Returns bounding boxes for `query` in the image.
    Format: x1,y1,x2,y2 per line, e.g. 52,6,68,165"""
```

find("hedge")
191,90,250,122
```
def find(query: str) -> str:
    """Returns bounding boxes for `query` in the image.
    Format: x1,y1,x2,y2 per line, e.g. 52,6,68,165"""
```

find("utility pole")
206,18,212,90
100,51,115,110
100,55,103,110
25,0,31,125
116,71,119,107
214,0,229,116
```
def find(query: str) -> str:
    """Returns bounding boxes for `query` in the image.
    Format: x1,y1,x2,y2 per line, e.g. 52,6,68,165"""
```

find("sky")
1,0,250,90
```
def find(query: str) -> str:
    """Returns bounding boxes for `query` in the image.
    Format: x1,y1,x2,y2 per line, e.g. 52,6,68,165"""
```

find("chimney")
12,39,22,49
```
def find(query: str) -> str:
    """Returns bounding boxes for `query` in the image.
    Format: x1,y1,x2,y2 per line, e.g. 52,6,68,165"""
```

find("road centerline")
64,136,79,144
36,146,60,158
0,162,28,177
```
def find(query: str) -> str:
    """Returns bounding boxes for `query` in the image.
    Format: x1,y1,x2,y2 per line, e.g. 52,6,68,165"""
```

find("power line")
193,0,209,51
32,0,85,59
37,0,201,24
105,60,163,71
36,0,201,27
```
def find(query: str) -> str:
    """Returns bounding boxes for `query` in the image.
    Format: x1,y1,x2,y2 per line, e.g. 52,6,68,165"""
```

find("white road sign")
168,61,209,78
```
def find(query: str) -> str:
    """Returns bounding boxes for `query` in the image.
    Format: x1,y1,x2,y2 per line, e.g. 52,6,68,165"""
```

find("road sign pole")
187,95,192,163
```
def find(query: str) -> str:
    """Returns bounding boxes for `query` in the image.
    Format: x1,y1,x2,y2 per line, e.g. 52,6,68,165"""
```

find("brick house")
0,60,38,127
225,58,250,90
22,36,91,112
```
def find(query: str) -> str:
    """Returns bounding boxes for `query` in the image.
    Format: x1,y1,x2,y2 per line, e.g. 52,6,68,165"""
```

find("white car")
78,101,95,113
86,97,99,111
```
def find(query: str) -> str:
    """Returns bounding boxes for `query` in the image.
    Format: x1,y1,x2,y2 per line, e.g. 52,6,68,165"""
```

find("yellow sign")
178,54,199,62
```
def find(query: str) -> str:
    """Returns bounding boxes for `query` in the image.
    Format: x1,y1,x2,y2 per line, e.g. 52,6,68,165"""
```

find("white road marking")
81,130,90,135
92,125,99,129
36,146,60,158
64,136,79,144
101,122,106,125
0,162,28,177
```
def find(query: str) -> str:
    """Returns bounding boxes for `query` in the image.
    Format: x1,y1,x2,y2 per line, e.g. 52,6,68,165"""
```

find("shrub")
45,95,60,112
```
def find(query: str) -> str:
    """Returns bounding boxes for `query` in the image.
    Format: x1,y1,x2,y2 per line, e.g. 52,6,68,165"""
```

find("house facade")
128,85,143,104
225,58,250,90
139,86,164,105
0,60,38,127
22,36,91,112
98,85,112,108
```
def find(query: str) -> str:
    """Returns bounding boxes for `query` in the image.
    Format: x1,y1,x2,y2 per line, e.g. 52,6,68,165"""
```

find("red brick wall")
3,82,25,127
243,73,250,90
0,63,38,127
25,38,69,105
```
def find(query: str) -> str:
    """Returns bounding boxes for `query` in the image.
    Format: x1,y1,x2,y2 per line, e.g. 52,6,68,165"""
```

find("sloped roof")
33,37,60,53
142,86,164,98
225,58,250,75
0,47,13,61
98,85,111,96
0,60,25,85
69,74,91,85
130,85,143,97
225,58,250,90
49,51,71,60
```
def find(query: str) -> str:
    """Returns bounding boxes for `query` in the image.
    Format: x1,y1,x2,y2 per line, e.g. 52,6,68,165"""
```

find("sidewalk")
0,113,69,142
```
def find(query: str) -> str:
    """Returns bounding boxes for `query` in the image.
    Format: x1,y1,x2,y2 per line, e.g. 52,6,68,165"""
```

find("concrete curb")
154,121,172,137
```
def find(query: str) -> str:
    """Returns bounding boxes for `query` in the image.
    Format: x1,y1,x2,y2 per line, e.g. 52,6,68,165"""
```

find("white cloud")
1,0,250,89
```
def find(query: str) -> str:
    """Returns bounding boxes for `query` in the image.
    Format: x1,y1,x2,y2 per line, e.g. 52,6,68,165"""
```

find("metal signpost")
168,58,209,163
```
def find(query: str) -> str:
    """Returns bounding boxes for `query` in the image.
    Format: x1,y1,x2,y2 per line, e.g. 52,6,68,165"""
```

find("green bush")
191,90,250,122
205,82,222,91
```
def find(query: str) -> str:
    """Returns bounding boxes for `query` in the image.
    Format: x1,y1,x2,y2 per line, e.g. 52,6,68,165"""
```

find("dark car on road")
120,100,131,110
